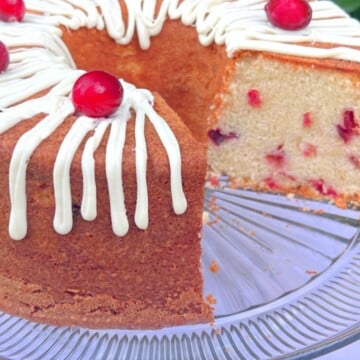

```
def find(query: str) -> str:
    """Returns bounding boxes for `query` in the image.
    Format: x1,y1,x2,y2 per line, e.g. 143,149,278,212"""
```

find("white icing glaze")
53,116,95,235
0,0,360,240
134,104,149,230
81,120,109,221
106,106,129,237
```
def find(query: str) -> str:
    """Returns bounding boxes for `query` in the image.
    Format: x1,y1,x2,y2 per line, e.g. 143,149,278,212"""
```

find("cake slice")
0,83,210,329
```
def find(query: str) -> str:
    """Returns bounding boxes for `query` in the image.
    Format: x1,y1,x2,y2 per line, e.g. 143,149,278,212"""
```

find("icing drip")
81,121,109,221
9,98,75,240
134,105,149,229
53,116,95,235
106,108,129,237
144,101,187,215
22,0,360,63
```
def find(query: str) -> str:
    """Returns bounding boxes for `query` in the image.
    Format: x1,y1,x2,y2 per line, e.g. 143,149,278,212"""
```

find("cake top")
22,0,360,63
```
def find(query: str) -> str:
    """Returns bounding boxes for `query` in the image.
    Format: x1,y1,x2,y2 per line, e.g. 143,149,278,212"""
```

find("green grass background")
332,0,360,19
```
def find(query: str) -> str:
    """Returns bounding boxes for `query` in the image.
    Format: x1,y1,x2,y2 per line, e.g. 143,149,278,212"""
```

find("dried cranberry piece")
207,128,238,146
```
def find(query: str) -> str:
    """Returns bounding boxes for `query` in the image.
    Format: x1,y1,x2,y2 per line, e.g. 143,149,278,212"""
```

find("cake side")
0,92,211,329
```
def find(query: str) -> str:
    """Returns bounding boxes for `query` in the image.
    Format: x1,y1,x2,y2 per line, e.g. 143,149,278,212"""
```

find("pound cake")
0,0,359,329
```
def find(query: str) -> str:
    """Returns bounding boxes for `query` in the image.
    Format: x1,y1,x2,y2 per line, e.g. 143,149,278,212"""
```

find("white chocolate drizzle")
81,120,109,221
53,116,95,235
0,0,360,239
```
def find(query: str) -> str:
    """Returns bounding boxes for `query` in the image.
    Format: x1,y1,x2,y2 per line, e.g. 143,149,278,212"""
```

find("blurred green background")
332,0,360,19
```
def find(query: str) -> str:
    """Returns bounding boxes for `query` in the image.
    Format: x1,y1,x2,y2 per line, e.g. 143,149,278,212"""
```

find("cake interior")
208,52,360,202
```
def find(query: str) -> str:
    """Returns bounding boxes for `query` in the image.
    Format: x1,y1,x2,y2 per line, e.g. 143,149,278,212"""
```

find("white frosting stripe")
1,69,73,108
1,23,75,68
81,121,109,221
134,107,149,230
106,114,129,237
0,98,46,132
53,116,95,235
145,104,187,215
9,99,74,240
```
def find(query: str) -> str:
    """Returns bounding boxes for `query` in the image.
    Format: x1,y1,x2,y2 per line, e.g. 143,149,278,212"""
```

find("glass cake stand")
0,177,360,359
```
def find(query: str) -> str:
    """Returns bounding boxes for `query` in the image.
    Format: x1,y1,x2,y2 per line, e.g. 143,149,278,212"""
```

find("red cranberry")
302,112,313,128
208,175,219,187
343,109,357,129
263,177,279,189
348,154,360,169
308,179,338,197
0,40,9,72
207,128,238,146
336,125,353,143
0,0,25,22
265,146,286,168
247,89,262,108
299,141,317,157
336,109,359,144
72,71,124,118
265,0,312,30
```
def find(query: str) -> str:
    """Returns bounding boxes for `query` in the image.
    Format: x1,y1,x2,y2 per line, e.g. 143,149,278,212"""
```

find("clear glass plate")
0,178,359,359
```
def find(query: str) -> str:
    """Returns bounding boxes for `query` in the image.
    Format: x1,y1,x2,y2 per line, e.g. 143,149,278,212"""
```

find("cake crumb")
208,197,220,212
202,211,210,225
205,293,217,305
207,175,220,188
335,198,347,209
229,178,240,189
305,270,318,275
208,214,220,226
210,260,220,273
